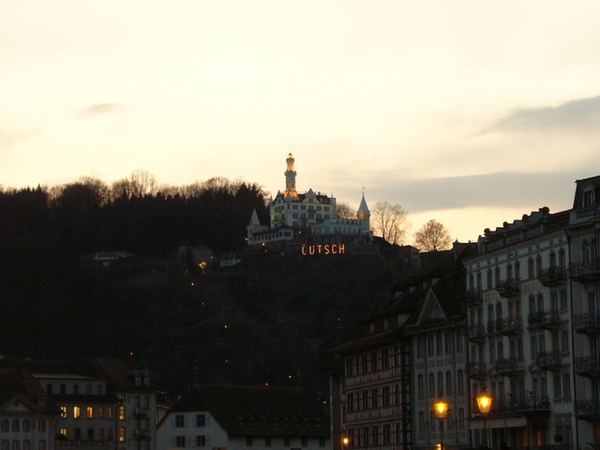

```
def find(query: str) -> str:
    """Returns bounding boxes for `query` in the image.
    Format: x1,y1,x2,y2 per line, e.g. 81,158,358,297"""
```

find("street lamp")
341,436,349,450
476,389,493,448
434,399,449,450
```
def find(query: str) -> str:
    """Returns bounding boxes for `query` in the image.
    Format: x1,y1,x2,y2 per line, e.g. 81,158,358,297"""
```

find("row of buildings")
321,175,600,449
0,357,331,450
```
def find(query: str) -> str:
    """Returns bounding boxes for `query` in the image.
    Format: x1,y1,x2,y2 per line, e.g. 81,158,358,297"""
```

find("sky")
2,1,600,244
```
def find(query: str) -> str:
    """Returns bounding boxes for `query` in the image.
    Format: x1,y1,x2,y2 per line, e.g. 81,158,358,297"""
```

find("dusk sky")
2,1,600,243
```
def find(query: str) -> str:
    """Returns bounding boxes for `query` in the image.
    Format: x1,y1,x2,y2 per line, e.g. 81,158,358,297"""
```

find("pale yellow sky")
1,1,600,243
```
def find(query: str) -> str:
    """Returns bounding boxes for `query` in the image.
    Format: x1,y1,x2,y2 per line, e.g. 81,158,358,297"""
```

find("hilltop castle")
247,153,372,253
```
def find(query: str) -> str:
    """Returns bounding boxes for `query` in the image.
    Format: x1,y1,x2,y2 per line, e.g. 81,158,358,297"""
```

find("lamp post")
476,390,493,449
434,399,449,450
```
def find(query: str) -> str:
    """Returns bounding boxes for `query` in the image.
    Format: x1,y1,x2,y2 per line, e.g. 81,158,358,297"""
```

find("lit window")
59,429,68,438
86,407,94,419
119,427,126,442
73,407,81,419
107,408,113,419
118,406,126,421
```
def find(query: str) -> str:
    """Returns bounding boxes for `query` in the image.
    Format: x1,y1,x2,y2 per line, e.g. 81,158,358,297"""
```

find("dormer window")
583,186,595,207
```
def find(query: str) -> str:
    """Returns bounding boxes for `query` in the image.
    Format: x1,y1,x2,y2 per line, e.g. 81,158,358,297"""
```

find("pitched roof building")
157,384,331,450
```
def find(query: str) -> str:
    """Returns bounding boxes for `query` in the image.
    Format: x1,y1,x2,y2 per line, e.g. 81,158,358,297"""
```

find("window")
98,407,104,419
72,406,81,419
119,427,126,442
38,441,46,450
284,437,290,447
196,414,206,427
175,415,185,427
196,436,207,447
23,420,30,432
118,406,126,421
563,373,571,398
59,429,67,438
11,421,19,432
12,441,20,450
301,437,308,447
265,436,272,447
86,407,94,419
1,421,8,432
107,408,113,419
38,420,46,432
553,375,561,399
457,370,465,395
175,436,185,447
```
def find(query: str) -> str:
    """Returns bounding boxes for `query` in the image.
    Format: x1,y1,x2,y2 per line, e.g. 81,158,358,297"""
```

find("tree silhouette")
414,219,452,251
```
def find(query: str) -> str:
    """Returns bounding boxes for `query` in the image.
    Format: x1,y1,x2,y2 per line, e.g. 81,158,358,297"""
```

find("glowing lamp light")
433,400,449,419
342,437,350,448
477,392,493,414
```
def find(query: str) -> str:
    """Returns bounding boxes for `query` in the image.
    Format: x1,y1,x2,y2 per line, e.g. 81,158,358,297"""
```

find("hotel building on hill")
247,154,372,252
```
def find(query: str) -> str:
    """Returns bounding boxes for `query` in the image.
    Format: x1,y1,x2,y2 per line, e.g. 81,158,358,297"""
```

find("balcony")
491,395,550,417
574,312,600,334
487,320,501,335
466,325,486,342
575,400,600,421
495,357,525,377
535,351,562,371
465,288,483,305
496,278,520,299
570,261,600,283
574,356,600,378
134,429,151,441
538,266,567,288
497,317,523,335
465,362,487,380
527,311,561,330
133,406,149,417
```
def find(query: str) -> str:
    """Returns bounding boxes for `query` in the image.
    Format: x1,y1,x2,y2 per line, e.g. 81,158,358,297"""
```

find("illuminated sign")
301,244,345,255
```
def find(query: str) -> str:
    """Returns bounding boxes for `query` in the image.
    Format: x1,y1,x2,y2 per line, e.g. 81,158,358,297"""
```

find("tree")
336,202,355,219
414,219,452,251
371,201,409,245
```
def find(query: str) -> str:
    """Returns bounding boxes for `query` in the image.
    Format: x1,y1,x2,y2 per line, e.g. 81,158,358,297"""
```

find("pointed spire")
357,189,370,220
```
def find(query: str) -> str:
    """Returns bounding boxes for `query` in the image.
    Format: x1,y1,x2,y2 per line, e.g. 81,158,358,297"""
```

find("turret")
284,153,298,198
357,191,370,221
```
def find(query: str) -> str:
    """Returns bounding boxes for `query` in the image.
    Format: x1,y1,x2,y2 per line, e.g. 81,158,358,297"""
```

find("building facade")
157,384,331,450
247,154,372,252
323,175,600,449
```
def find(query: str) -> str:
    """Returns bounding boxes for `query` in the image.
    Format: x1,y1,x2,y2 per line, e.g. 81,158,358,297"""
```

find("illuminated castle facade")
247,154,372,251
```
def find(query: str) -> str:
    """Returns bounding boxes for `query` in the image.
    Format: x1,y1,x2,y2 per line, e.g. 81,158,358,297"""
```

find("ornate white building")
247,154,372,251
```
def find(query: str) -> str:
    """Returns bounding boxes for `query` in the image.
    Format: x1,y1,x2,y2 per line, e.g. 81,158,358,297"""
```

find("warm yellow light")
342,437,350,447
477,392,493,414
433,400,449,419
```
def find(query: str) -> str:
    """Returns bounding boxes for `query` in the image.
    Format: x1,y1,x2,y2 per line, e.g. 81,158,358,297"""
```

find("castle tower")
357,191,370,221
284,153,298,198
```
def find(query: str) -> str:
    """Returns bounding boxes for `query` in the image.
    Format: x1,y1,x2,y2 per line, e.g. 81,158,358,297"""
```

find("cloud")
364,170,597,214
75,103,122,118
479,96,600,135
0,127,41,150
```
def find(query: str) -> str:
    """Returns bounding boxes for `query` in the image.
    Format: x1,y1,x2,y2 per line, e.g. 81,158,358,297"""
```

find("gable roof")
168,384,328,437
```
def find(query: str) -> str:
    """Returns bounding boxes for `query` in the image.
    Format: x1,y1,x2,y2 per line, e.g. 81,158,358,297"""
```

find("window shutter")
170,436,176,447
